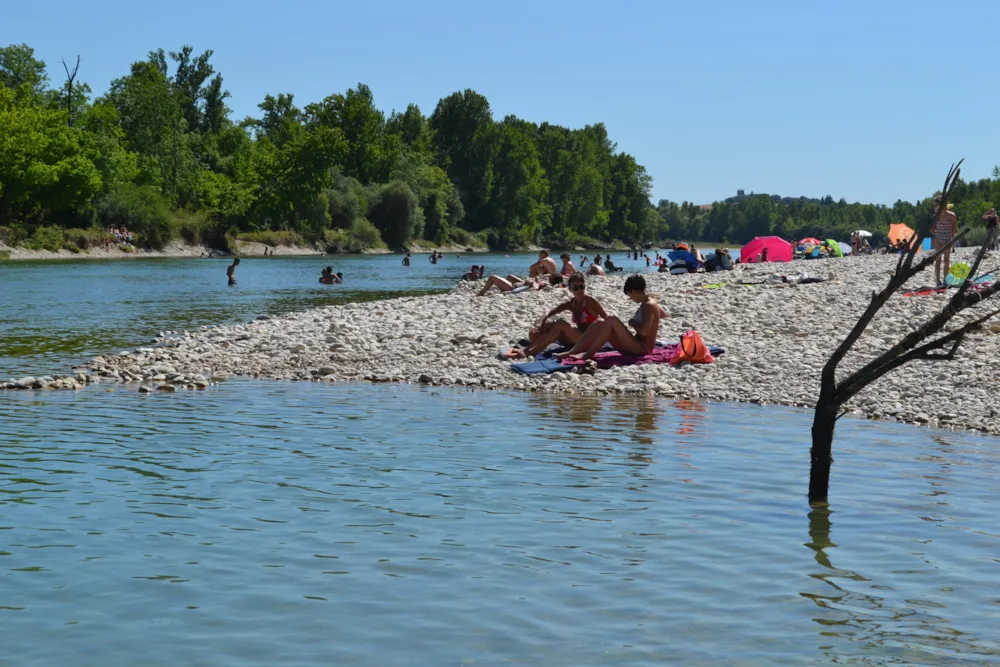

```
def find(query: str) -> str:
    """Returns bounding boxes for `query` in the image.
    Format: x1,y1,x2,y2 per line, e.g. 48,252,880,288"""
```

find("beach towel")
509,358,573,375
559,341,724,370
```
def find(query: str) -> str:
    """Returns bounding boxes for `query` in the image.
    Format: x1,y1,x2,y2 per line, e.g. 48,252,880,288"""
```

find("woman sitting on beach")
477,272,562,296
587,260,606,276
556,275,665,360
506,272,608,358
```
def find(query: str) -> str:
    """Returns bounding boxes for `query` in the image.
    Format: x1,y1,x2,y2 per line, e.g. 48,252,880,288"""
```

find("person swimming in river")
320,266,339,284
477,272,562,296
227,257,240,286
462,265,485,281
556,274,665,360
505,272,609,359
430,251,439,264
402,252,411,267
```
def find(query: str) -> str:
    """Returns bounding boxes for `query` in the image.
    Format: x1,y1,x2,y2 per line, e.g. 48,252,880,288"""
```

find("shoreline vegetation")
6,249,1000,436
4,42,998,261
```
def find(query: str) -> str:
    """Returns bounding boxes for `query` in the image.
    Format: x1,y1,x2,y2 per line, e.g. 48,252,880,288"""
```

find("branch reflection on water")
803,503,993,663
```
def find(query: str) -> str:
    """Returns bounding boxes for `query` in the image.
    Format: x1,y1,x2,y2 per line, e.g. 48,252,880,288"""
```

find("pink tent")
741,236,793,264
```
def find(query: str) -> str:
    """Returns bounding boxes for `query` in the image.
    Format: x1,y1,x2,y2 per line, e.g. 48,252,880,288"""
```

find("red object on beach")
800,237,822,246
741,236,793,263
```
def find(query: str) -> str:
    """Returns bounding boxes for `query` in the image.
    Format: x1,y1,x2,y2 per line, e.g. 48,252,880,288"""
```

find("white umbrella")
854,230,872,238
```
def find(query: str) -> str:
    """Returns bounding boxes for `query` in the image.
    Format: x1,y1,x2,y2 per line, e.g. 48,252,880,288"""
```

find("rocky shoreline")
5,249,1000,434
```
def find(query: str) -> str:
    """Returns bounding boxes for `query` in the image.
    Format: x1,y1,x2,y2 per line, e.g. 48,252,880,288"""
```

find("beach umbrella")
854,230,872,238
888,223,916,246
825,239,843,257
741,236,793,263
800,237,822,246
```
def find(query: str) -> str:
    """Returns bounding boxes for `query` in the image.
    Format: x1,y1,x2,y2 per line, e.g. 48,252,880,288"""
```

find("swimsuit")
572,302,600,327
935,218,955,245
630,302,659,351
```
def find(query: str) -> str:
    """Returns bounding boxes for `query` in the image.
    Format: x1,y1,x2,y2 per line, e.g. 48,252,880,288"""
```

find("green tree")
0,85,102,225
486,117,551,247
367,180,423,247
429,89,496,228
0,44,48,100
306,83,398,184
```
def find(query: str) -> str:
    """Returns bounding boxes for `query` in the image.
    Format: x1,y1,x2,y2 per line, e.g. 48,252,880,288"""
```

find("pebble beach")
5,249,1000,434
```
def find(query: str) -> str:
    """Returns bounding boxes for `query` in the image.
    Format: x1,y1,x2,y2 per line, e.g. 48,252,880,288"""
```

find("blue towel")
510,358,572,375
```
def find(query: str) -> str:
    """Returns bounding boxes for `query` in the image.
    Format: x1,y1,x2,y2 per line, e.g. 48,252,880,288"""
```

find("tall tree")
0,44,48,100
429,89,496,228
169,45,215,131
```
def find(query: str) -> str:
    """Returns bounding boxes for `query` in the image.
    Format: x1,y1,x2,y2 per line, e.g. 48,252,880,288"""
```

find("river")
1,254,998,665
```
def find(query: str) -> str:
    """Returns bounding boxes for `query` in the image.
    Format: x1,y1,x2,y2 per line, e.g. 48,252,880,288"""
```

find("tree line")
2,42,996,254
0,43,655,252
657,173,1000,247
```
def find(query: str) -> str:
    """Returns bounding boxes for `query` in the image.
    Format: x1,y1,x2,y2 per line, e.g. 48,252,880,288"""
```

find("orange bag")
671,330,714,365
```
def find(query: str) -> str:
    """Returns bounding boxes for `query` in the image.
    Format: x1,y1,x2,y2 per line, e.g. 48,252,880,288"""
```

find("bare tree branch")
61,55,81,127
809,159,1000,503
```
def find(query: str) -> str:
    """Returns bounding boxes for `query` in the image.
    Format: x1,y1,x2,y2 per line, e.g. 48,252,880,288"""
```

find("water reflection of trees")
803,503,988,662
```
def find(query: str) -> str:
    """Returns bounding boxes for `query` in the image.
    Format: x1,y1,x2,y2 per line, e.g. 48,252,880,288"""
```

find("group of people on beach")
105,225,135,250
473,250,667,361
509,271,666,361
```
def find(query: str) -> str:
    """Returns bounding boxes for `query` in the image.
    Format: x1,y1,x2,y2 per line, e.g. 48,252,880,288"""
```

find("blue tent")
921,237,933,251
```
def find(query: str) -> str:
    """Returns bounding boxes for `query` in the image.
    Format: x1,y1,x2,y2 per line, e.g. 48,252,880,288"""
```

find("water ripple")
0,383,998,665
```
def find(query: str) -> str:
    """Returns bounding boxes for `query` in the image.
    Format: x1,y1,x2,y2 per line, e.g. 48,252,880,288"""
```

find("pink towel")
561,344,680,369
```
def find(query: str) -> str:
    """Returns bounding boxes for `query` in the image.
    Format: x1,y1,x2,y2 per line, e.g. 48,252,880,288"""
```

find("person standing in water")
402,252,411,267
227,258,240,286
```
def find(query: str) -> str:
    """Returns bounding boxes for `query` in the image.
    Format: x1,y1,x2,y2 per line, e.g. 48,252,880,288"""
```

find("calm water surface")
1,383,999,666
0,252,655,376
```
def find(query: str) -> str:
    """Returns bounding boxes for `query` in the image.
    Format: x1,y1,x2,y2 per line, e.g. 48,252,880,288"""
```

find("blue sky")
5,0,998,205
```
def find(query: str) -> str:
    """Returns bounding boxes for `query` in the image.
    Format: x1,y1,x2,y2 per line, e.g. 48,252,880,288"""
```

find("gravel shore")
6,249,1000,434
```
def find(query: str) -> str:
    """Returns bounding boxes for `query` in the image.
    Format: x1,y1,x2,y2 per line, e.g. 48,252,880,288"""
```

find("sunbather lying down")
477,273,563,296
503,272,608,359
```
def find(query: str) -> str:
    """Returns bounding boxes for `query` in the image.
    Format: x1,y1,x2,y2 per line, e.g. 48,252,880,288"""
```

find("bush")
325,173,367,229
169,210,212,246
98,184,172,249
367,181,424,248
447,227,486,248
236,230,306,247
964,224,990,248
63,227,104,251
323,218,385,253
24,227,65,252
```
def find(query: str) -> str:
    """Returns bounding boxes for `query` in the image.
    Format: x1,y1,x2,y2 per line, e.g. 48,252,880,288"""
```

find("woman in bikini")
507,272,608,358
557,274,665,360
932,195,958,287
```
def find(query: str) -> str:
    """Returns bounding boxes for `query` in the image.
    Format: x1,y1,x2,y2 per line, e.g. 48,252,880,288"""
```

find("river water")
0,252,657,377
1,254,998,665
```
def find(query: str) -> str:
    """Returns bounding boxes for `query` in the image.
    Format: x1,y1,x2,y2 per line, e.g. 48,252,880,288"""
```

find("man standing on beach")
227,258,240,286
